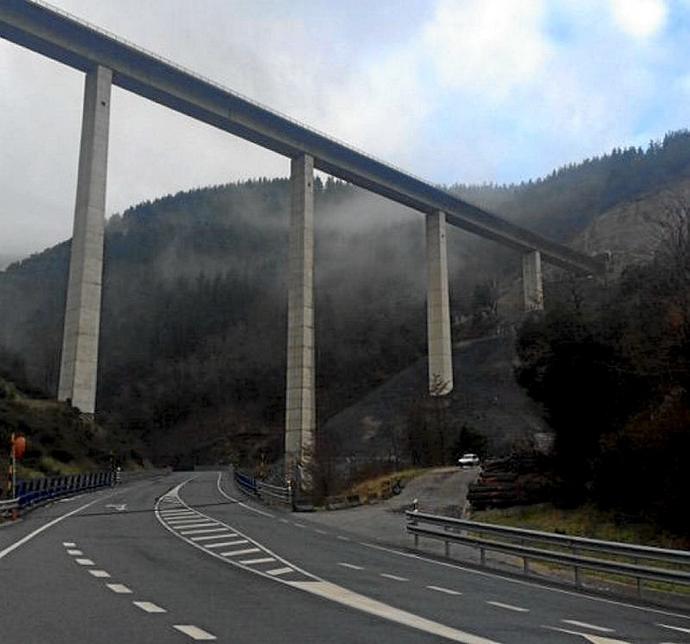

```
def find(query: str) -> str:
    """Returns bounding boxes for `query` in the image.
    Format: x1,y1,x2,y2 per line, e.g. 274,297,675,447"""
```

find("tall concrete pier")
426,211,453,395
285,154,316,489
58,65,111,413
522,250,544,312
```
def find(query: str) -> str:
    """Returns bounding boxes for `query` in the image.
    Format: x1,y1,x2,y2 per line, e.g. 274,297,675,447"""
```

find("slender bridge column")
58,65,112,414
522,250,544,312
426,211,453,396
285,154,315,491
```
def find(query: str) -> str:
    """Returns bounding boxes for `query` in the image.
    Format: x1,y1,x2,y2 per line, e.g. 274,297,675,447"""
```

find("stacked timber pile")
467,452,553,510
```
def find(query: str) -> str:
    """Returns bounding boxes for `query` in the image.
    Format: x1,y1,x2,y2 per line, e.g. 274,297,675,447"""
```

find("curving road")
0,471,688,643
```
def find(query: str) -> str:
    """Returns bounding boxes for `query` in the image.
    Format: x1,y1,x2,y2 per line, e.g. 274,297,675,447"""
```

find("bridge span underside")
1,1,604,490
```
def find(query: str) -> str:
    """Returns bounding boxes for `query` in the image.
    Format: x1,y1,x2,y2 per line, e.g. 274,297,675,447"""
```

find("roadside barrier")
0,468,171,521
233,470,292,507
0,471,115,520
406,510,690,599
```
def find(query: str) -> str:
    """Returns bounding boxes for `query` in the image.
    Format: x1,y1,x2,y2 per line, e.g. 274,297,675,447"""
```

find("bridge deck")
0,0,604,275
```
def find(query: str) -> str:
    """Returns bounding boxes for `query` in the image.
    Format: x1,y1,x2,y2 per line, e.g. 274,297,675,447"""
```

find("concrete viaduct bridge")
1,0,605,487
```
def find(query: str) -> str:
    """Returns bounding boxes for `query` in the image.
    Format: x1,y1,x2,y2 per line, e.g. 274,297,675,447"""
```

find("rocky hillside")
322,335,549,463
0,377,145,479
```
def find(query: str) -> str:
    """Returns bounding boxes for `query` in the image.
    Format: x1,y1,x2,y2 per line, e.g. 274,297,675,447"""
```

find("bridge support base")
58,65,111,414
285,154,316,493
522,250,544,312
426,211,453,396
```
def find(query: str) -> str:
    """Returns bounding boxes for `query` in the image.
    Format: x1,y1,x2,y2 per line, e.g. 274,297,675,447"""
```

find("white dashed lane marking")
487,601,529,613
75,558,95,566
338,562,364,570
133,601,167,614
88,570,111,578
173,625,217,641
380,573,408,582
562,620,614,633
162,477,501,644
427,585,462,596
66,549,83,555
106,583,133,594
62,542,77,547
337,535,351,542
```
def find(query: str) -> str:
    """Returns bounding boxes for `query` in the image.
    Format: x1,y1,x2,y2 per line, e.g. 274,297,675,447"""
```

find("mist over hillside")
2,131,690,466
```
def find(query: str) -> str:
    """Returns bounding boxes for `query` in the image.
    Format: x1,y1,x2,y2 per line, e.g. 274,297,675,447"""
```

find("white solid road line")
657,623,690,635
545,626,630,643
289,581,498,644
88,570,111,578
487,601,529,613
562,620,614,633
266,567,293,576
240,557,276,565
66,549,83,555
221,547,261,557
205,540,248,549
133,601,167,614
215,473,274,518
427,585,462,596
159,480,497,644
106,583,133,594
173,625,217,641
0,489,120,561
62,542,77,547
338,562,364,570
75,558,95,566
380,573,408,582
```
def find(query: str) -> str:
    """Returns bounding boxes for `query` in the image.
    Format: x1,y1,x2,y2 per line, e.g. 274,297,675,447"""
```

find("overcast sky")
2,0,690,263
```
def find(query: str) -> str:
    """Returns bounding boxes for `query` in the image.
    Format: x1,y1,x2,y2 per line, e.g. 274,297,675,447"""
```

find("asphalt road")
1,471,688,643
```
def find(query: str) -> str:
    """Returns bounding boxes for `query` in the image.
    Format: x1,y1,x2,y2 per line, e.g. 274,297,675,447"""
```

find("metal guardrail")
0,471,116,520
406,510,690,597
233,470,292,506
0,468,172,521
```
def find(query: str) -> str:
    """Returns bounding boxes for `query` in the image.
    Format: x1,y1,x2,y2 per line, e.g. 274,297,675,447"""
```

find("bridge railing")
233,470,292,507
406,510,690,598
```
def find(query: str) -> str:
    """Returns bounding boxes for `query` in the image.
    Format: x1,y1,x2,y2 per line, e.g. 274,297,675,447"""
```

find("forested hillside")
2,130,690,468
516,211,690,532
454,130,690,240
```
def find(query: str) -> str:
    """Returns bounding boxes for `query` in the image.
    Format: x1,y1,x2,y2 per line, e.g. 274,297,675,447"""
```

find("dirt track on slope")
306,466,479,548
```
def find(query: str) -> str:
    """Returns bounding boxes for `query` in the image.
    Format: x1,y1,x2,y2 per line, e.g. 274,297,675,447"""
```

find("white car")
457,453,480,468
